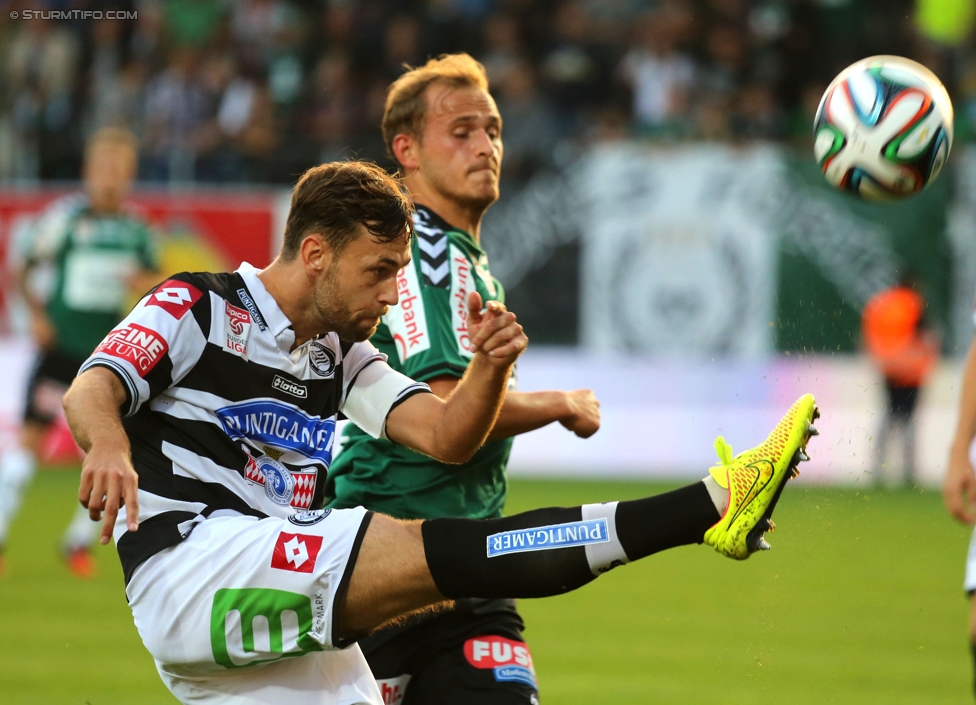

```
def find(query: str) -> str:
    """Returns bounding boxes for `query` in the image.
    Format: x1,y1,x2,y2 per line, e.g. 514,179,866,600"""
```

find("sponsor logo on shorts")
308,341,336,377
236,288,267,331
463,636,537,689
224,301,251,357
384,264,430,362
288,509,331,526
216,399,336,464
210,588,323,668
145,279,203,319
271,532,323,573
376,675,411,704
95,324,168,376
273,375,307,398
487,518,609,557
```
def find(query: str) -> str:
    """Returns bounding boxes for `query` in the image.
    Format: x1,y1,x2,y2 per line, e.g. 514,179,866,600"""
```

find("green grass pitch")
0,469,972,703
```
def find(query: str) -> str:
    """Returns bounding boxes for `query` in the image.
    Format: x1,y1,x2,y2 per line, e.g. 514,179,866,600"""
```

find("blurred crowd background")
0,0,967,187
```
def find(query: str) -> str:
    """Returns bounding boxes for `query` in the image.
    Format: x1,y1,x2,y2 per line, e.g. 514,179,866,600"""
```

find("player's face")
315,229,411,342
416,84,503,210
84,143,137,213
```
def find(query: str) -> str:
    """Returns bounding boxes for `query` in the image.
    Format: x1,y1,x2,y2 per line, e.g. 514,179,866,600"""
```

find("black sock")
615,482,721,561
422,482,721,600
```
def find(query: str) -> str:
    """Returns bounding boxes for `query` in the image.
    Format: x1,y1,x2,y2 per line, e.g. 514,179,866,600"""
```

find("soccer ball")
813,55,953,201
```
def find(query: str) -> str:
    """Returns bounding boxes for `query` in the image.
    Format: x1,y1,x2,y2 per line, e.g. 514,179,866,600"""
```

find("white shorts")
966,525,976,593
125,507,383,705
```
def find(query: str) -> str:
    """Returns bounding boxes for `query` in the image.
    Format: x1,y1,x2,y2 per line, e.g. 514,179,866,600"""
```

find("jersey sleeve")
137,222,160,271
340,341,431,439
79,275,211,416
381,246,476,383
21,197,78,263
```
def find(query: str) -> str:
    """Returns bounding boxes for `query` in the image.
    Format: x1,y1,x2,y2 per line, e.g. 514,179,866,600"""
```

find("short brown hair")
281,161,413,260
382,53,489,171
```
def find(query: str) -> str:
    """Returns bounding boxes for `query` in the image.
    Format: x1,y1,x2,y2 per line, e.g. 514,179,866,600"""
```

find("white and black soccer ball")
813,55,953,201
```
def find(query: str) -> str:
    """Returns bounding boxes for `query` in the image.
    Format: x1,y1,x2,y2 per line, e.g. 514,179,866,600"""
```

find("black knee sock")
422,481,721,600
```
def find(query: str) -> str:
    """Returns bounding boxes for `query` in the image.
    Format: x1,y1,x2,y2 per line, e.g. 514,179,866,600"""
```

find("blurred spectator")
495,57,560,180
618,6,696,136
862,279,941,487
0,0,968,185
142,47,204,181
4,20,81,179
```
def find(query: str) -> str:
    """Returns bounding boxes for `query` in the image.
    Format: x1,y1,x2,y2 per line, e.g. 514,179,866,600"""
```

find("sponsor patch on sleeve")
94,324,169,376
145,279,204,320
486,518,610,557
223,301,251,357
463,636,537,689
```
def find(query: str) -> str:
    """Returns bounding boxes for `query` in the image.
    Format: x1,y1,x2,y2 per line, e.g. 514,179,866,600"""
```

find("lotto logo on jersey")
464,636,537,689
146,280,203,320
270,532,323,573
95,324,168,376
224,302,252,357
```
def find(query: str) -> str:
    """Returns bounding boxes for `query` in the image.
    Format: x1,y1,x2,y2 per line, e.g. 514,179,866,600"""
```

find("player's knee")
339,514,443,639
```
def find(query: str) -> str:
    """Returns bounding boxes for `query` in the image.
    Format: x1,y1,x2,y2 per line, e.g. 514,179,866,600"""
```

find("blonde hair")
85,127,139,163
382,53,489,171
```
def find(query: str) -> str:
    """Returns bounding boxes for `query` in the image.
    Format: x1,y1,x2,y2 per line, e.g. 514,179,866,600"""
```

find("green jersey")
327,205,514,520
24,195,157,360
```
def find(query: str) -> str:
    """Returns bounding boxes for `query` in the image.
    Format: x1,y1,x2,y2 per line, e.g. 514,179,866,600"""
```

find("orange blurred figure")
862,282,940,485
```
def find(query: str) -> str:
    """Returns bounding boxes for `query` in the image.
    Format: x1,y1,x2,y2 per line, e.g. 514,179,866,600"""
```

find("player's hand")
79,439,140,545
944,445,976,525
559,389,601,438
29,311,56,350
466,291,527,367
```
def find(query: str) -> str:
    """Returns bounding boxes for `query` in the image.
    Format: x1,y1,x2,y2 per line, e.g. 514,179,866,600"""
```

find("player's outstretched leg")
340,395,820,640
421,394,819,600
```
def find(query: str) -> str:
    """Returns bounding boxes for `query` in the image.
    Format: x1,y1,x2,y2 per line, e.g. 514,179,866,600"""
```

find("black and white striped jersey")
80,262,430,584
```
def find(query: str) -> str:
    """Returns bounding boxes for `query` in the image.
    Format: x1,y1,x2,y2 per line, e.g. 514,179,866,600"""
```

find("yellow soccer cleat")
703,393,820,560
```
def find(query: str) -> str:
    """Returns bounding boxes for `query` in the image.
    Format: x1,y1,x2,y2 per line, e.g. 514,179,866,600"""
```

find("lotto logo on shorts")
95,324,168,376
271,532,322,573
464,636,537,689
486,518,609,557
145,280,203,319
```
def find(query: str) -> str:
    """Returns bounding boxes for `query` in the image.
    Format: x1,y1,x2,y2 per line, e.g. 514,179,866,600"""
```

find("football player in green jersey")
0,127,159,578
327,54,600,703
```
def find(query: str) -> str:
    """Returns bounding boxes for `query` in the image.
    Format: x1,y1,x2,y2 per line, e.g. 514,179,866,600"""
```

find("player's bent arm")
427,376,600,441
63,367,140,542
947,334,976,523
386,354,513,464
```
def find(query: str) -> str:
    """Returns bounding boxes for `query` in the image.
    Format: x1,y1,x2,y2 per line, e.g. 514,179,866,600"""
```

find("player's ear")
300,233,331,275
392,133,420,173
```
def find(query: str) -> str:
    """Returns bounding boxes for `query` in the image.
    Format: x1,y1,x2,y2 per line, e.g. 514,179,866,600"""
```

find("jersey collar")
236,262,296,348
413,205,484,255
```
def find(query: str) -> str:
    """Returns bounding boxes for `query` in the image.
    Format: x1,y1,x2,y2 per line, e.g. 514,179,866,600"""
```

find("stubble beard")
315,265,380,343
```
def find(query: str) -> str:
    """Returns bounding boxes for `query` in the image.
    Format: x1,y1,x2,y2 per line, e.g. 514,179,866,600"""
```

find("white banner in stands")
579,144,780,358
0,338,956,487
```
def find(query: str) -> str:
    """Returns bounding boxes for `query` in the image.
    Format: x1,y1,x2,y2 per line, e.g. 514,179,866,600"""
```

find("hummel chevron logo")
422,260,449,285
414,220,444,239
417,236,447,258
